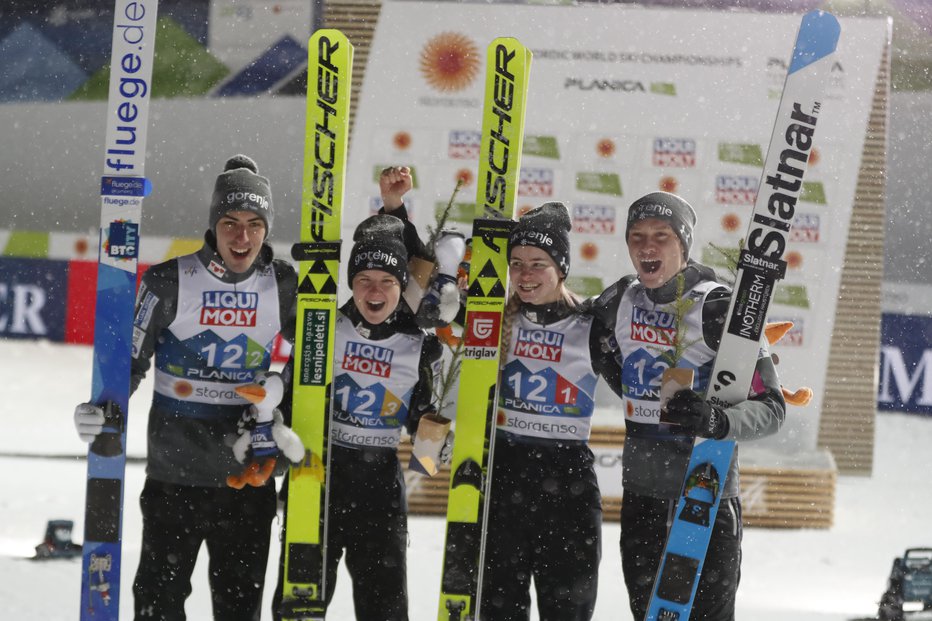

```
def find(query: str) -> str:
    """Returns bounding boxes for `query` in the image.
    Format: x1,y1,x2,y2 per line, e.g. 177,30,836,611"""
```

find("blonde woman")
481,202,623,621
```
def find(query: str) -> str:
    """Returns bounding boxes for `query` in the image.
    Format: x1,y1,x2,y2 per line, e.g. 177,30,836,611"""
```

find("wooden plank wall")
817,35,890,475
400,427,837,529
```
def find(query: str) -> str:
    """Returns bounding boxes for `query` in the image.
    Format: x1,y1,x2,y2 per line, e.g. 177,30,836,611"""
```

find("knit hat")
348,215,409,287
209,155,274,237
507,202,572,277
625,192,697,261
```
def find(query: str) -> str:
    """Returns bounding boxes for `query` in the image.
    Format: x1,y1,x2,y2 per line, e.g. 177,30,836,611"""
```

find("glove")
74,403,105,443
439,430,455,465
417,231,466,328
271,409,305,464
661,389,729,439
231,405,282,462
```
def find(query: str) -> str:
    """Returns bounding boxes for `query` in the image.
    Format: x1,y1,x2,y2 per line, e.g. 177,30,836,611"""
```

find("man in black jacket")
75,155,297,621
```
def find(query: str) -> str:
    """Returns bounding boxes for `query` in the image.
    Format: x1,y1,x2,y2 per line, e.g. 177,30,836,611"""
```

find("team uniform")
591,261,785,621
480,297,623,621
272,206,442,621
273,302,441,621
130,234,296,620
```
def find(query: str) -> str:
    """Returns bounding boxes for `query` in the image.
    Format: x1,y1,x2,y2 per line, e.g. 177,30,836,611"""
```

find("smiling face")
627,218,688,289
509,245,563,305
215,211,266,273
352,269,402,324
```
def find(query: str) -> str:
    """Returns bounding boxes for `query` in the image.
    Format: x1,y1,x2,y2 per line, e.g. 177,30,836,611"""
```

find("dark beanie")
209,155,274,237
508,202,572,277
348,215,408,287
625,192,697,260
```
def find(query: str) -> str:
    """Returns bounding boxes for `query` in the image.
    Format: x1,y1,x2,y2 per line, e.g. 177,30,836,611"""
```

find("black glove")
662,389,729,439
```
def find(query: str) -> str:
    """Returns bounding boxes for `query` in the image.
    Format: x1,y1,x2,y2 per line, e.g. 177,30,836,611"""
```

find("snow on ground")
1,339,930,620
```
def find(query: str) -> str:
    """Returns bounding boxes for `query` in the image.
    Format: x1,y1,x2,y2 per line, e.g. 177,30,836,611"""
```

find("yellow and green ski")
280,28,353,621
437,37,532,621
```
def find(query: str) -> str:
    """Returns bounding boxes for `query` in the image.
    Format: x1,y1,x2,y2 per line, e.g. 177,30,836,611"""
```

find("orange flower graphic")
659,176,678,193
393,132,412,150
721,213,741,233
420,32,480,92
596,139,616,158
580,242,599,261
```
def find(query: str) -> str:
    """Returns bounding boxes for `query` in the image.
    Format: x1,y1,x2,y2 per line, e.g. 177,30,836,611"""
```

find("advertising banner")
0,258,68,341
346,2,889,452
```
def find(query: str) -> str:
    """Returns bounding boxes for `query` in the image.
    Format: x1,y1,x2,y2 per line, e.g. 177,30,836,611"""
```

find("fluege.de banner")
346,2,889,453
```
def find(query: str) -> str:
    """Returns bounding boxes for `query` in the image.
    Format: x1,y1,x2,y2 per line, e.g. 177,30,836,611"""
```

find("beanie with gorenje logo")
347,214,409,287
209,154,274,237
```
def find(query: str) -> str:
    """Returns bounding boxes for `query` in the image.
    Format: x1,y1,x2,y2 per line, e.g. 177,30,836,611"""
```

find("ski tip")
789,10,841,75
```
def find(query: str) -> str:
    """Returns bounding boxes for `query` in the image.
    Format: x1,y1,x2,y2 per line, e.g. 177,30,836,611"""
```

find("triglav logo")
464,311,501,360
200,291,259,327
420,32,480,92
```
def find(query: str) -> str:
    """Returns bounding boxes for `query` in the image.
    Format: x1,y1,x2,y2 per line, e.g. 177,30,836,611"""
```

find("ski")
279,29,353,621
80,1,158,619
437,38,532,621
644,10,841,621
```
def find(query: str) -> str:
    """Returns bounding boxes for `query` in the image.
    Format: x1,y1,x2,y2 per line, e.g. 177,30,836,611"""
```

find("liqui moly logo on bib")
449,130,481,159
342,341,393,378
514,328,564,362
200,291,259,327
652,138,696,167
518,168,554,197
631,306,676,345
572,204,616,235
715,175,758,205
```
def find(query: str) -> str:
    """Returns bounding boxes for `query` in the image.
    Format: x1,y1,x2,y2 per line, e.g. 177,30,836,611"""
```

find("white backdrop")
346,2,889,457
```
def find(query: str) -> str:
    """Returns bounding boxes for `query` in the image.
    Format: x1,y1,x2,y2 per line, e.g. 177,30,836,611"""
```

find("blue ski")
644,10,841,621
80,2,158,619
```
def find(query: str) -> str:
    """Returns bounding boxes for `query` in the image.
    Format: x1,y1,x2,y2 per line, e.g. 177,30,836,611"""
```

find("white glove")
439,430,455,465
417,231,466,328
271,409,306,464
74,403,105,443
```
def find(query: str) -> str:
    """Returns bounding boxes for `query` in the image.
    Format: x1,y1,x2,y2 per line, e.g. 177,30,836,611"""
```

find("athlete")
480,202,624,621
273,169,444,621
74,155,298,620
590,191,786,621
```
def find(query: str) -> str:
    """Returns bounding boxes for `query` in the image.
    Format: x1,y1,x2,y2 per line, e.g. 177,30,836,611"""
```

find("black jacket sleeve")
588,314,624,401
405,333,443,436
379,202,432,261
129,260,180,395
272,258,298,344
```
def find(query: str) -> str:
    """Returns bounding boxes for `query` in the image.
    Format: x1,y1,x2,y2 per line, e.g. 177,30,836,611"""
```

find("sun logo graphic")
419,32,480,92
596,138,616,158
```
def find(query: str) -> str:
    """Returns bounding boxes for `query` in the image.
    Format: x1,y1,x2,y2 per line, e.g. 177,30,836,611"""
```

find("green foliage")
655,272,703,368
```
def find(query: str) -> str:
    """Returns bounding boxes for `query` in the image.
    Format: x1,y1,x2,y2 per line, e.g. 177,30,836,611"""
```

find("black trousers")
481,437,602,621
620,490,742,621
132,477,277,621
273,445,409,621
